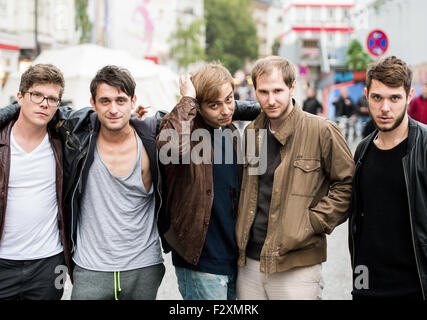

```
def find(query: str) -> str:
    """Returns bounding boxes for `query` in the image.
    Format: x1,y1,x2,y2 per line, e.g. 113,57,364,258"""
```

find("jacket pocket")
291,159,321,196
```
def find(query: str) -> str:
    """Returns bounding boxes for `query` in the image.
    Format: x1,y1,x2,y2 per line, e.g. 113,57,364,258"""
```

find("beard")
265,98,292,120
370,104,407,132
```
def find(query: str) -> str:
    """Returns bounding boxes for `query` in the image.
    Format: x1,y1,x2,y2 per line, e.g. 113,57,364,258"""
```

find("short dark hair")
90,65,136,101
365,56,413,96
19,64,65,98
251,56,296,90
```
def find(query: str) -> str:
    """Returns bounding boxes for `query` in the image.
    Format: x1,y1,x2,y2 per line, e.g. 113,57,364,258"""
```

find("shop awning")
0,43,20,51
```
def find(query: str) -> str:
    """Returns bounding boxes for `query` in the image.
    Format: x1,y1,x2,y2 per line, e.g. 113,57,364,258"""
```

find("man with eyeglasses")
0,64,72,300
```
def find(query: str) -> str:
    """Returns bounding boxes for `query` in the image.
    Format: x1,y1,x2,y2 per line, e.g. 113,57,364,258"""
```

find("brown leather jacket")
156,96,242,265
236,102,354,274
0,118,72,273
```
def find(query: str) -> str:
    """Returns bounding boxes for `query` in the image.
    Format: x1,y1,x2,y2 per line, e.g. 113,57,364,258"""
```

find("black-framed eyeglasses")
25,91,61,107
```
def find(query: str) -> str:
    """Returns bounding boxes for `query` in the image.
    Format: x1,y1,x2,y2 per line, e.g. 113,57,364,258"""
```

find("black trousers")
0,252,65,300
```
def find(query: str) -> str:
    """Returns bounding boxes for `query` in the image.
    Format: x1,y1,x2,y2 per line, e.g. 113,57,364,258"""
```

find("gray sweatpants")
71,263,165,300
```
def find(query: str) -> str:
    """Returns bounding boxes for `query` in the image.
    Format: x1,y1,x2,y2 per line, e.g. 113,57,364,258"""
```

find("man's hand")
179,74,196,99
133,105,150,119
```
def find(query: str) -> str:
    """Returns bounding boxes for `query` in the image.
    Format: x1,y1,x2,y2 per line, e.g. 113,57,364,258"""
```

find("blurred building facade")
0,0,77,89
279,0,354,89
88,0,204,65
251,0,284,58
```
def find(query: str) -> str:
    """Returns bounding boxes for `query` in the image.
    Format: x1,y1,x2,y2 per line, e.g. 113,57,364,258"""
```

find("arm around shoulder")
233,100,261,121
0,103,20,127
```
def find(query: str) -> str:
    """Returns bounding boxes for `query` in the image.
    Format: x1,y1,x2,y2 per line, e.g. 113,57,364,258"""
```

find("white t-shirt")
0,131,63,260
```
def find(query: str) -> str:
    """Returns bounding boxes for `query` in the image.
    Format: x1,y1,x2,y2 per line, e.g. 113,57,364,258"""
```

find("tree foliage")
345,39,373,71
74,0,92,43
205,0,259,74
169,18,206,71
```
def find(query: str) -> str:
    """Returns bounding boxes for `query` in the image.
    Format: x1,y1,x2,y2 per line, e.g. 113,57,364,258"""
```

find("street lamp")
35,0,41,56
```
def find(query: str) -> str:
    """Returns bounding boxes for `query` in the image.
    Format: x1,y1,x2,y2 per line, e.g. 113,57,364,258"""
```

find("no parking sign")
367,30,389,57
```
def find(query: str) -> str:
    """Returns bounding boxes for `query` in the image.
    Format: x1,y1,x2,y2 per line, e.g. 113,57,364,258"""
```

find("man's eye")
372,95,381,101
48,97,59,104
33,92,43,98
391,96,400,102
209,103,218,109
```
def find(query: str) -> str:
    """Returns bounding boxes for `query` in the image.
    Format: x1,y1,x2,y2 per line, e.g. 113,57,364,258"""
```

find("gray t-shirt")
73,132,163,272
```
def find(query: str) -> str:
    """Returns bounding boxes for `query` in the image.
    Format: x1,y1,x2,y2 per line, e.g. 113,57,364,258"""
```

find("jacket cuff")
309,211,324,234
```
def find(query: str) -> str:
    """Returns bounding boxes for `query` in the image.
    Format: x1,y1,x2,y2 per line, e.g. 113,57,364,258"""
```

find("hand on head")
179,74,196,99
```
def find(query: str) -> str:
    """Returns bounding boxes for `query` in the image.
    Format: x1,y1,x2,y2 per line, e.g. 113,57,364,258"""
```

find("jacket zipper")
69,131,93,253
155,149,163,221
350,160,361,269
402,161,425,300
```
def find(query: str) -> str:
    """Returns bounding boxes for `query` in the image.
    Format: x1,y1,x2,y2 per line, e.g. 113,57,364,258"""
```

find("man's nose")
221,104,232,115
267,93,275,106
39,97,49,108
109,102,119,113
381,99,391,112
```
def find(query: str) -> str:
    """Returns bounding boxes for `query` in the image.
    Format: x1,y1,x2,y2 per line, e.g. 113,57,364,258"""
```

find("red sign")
145,56,159,64
367,30,388,57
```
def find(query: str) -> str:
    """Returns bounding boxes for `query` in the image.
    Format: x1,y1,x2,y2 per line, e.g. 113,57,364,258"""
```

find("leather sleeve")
156,96,199,156
0,103,20,127
233,100,261,121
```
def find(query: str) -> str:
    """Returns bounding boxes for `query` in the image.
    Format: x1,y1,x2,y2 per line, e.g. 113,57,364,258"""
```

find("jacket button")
250,210,254,214
206,190,212,196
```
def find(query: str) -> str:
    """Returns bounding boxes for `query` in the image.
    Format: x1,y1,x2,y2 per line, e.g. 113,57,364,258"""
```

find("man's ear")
90,97,96,111
17,91,23,104
290,80,296,96
407,88,415,104
132,95,137,108
364,87,368,99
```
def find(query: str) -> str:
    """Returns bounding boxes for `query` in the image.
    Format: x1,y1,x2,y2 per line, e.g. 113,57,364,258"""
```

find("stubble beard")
266,98,292,120
370,104,407,133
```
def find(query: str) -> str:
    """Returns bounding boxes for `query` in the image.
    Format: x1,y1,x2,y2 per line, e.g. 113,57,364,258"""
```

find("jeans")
175,267,237,300
0,252,65,300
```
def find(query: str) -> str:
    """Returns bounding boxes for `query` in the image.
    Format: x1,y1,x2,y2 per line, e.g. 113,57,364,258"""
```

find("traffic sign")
367,29,389,57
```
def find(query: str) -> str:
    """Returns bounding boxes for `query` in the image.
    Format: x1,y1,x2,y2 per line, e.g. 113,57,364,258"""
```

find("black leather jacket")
0,100,261,254
349,117,427,300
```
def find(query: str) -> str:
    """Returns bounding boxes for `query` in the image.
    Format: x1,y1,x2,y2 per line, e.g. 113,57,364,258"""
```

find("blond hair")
191,62,234,104
251,56,296,89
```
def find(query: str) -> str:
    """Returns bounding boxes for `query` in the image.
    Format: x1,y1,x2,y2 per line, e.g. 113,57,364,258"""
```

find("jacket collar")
252,98,302,145
359,116,419,161
407,116,421,152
